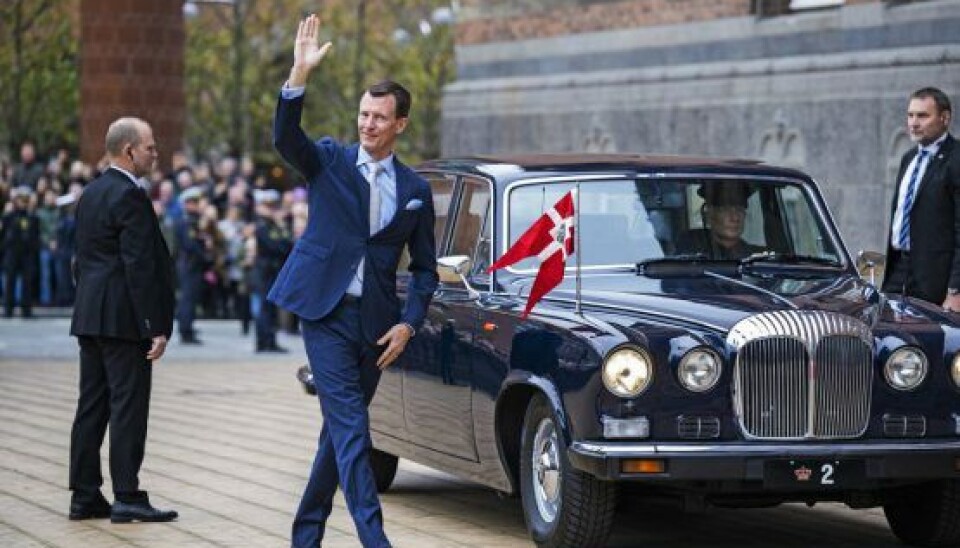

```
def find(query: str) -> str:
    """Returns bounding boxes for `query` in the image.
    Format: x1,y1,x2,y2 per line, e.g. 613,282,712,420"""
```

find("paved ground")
0,318,907,547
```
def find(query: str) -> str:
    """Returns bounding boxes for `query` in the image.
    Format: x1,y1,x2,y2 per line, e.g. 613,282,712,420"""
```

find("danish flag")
488,190,576,319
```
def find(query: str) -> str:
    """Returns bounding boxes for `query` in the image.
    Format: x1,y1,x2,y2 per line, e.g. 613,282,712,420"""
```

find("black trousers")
881,250,941,304
69,336,152,503
3,257,35,317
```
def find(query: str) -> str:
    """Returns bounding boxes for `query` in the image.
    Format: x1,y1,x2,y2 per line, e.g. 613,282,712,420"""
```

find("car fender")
492,371,568,495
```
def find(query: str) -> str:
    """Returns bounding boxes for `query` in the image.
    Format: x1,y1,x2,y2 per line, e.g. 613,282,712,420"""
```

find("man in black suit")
882,87,960,310
68,117,178,523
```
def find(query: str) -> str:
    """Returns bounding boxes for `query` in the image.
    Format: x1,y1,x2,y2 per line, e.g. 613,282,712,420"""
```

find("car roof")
417,154,810,184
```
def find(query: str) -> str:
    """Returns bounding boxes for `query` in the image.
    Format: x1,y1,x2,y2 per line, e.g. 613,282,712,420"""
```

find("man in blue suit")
269,14,438,548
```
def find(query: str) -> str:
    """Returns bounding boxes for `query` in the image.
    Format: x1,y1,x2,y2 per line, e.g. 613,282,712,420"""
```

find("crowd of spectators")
0,141,306,348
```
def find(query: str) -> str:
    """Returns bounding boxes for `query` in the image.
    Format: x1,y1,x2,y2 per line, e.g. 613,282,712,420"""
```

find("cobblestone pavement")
0,319,904,547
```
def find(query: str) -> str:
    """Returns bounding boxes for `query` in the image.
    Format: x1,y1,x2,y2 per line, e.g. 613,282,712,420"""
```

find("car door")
402,176,491,461
370,172,456,442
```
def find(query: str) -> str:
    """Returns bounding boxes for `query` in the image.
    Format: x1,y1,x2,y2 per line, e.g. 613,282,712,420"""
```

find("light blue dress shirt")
346,149,397,296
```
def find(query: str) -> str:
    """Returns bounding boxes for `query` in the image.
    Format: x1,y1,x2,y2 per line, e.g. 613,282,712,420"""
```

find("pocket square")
404,199,424,211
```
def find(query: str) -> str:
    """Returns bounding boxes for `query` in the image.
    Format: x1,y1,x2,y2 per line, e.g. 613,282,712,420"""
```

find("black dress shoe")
111,500,178,523
69,499,112,520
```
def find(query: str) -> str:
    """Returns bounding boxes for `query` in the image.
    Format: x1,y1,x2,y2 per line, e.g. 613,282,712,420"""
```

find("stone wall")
443,0,960,253
79,0,184,171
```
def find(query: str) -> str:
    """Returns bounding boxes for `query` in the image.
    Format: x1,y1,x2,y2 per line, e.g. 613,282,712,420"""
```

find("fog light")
602,416,650,439
621,459,665,474
954,413,960,435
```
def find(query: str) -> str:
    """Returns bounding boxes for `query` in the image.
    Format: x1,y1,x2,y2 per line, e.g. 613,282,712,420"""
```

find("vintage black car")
298,154,960,547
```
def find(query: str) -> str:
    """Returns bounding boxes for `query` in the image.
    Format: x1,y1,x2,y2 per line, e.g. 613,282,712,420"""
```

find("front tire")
369,448,398,493
884,479,960,546
519,394,616,547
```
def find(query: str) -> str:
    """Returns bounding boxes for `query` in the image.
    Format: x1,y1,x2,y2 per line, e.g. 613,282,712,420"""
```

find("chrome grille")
814,336,873,437
738,338,808,438
729,311,873,440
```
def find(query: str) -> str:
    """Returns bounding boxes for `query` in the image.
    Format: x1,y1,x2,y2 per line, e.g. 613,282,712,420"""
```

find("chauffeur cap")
697,181,756,208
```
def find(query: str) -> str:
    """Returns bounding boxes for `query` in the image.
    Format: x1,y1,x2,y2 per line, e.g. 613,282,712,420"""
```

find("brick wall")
455,0,887,45
456,0,753,45
79,0,184,171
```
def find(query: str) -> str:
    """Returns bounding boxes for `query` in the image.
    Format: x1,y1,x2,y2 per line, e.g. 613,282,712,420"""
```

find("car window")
779,185,829,257
398,172,456,274
449,177,492,277
424,172,456,253
508,180,664,270
505,178,841,269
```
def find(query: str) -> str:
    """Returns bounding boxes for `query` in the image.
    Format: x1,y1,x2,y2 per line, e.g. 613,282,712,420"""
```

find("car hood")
542,272,886,334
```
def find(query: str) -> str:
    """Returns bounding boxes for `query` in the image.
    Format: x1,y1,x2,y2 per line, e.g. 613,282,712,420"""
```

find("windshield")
505,177,843,271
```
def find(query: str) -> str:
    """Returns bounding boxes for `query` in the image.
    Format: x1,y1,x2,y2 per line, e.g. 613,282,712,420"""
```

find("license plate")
763,459,864,489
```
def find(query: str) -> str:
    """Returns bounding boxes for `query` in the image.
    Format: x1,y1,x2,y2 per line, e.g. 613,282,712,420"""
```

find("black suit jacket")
883,134,960,304
70,168,175,341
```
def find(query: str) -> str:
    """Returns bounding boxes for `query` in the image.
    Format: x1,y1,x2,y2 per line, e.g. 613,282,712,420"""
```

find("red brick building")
79,0,184,170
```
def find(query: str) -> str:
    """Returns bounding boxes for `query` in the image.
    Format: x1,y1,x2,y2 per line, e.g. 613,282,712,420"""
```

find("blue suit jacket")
268,93,438,343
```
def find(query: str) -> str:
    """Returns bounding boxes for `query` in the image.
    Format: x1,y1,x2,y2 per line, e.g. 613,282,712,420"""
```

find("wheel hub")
532,417,561,522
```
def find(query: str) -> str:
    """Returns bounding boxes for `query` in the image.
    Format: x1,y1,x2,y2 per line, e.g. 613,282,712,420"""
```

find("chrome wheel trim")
532,416,561,523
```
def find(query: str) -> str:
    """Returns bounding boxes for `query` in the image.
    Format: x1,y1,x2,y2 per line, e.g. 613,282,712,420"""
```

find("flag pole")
575,183,582,316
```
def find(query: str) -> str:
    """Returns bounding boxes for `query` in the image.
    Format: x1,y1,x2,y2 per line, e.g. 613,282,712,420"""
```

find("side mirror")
857,250,886,286
438,255,481,299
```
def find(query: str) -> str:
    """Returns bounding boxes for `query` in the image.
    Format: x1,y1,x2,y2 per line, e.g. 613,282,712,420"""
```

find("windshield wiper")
636,254,738,278
739,251,842,268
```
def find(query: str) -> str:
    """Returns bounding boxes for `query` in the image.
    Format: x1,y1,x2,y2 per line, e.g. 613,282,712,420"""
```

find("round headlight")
884,347,928,390
952,353,960,388
678,348,722,392
602,347,653,398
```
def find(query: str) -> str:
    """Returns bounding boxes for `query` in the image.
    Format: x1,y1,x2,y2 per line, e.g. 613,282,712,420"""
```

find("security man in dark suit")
271,14,438,547
0,186,40,317
174,186,208,344
882,87,960,310
68,117,177,523
253,189,292,352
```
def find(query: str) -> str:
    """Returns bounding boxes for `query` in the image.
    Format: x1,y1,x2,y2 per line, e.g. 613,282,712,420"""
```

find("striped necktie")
896,149,930,250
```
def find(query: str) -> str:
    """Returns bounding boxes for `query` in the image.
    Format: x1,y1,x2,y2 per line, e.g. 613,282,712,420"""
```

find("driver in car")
675,182,764,260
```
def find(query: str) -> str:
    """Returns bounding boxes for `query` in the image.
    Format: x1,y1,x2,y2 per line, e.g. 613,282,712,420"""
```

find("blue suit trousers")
292,298,390,548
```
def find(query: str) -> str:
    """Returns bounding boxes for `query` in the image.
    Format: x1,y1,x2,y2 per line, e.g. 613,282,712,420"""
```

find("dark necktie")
896,149,930,250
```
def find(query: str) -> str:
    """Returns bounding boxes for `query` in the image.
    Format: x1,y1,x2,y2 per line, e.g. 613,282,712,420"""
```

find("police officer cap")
55,193,77,207
254,189,280,205
11,185,33,199
697,181,755,208
178,186,204,204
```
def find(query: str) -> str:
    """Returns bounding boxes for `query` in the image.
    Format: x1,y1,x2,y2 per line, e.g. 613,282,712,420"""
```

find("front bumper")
569,440,960,487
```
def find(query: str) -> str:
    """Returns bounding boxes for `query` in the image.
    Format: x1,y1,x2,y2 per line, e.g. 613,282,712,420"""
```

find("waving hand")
289,14,332,87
